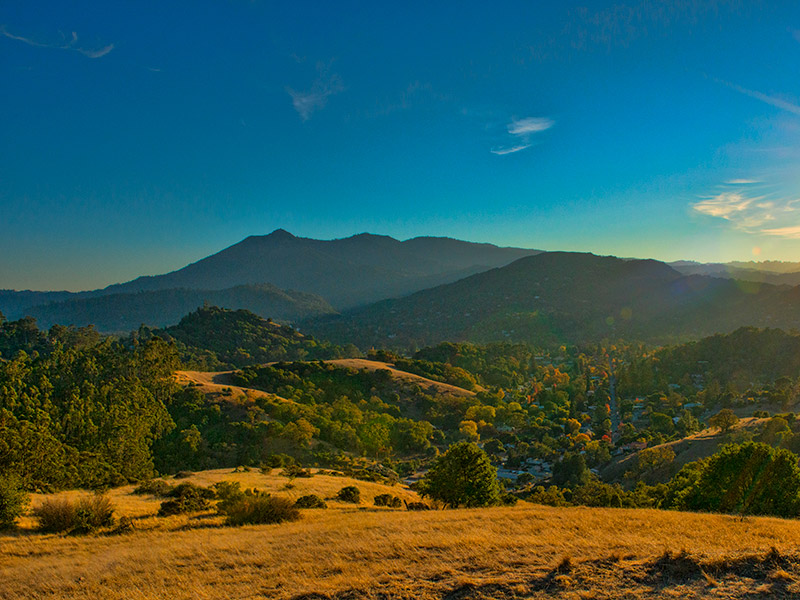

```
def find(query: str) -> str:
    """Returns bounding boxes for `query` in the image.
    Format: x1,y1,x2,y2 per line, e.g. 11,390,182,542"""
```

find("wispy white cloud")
491,115,554,156
693,181,800,238
725,179,759,185
717,78,800,117
490,144,532,155
507,117,554,136
0,26,114,59
287,62,345,121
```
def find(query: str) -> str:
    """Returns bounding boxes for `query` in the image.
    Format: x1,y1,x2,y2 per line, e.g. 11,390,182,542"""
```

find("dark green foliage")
618,327,800,399
224,495,300,526
294,494,327,509
158,482,214,516
154,306,344,369
0,332,179,490
282,464,313,478
501,492,518,506
414,342,536,388
709,409,739,433
306,253,800,348
133,479,173,497
418,442,502,508
213,481,277,516
373,493,402,508
681,442,800,517
0,474,29,529
33,495,115,534
392,358,478,390
231,361,438,457
552,453,590,489
336,486,361,503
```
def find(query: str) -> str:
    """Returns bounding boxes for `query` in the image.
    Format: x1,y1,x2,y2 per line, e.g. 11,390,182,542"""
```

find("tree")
684,442,800,517
418,442,502,508
458,420,479,442
0,474,28,529
709,408,739,433
552,452,590,488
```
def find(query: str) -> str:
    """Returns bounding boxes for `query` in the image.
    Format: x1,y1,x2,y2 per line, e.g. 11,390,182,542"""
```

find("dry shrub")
34,495,115,534
133,479,173,497
225,495,300,526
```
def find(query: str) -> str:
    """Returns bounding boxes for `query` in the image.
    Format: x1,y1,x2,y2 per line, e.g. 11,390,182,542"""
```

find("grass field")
3,469,800,599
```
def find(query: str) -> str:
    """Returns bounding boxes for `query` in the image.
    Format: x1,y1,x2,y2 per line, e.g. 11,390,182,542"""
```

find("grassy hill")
3,475,800,599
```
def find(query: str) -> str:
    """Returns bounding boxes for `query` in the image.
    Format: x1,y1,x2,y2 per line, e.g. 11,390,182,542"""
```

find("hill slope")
305,252,800,348
23,284,336,332
4,497,800,599
98,229,540,309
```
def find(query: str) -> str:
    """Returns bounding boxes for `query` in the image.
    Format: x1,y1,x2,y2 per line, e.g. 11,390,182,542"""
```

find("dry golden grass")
325,359,479,396
174,370,297,406
4,470,800,600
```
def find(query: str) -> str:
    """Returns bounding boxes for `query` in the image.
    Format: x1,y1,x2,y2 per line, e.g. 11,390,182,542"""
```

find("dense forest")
6,306,800,521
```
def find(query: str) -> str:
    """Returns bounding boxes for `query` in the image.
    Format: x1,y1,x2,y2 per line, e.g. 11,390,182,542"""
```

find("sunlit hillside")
2,469,799,600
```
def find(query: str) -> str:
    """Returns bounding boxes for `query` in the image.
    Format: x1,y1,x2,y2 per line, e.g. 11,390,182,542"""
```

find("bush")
158,482,214,516
34,495,115,534
225,495,300,526
213,481,246,514
336,486,361,503
294,494,327,509
173,471,193,479
282,465,313,478
133,479,173,497
501,492,519,506
374,493,402,508
0,474,29,530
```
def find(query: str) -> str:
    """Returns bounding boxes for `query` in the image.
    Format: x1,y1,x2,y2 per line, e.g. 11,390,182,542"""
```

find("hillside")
0,231,539,327
671,260,800,286
306,252,800,348
4,492,800,599
99,230,540,309
601,418,769,483
324,358,478,396
153,305,349,368
20,284,336,332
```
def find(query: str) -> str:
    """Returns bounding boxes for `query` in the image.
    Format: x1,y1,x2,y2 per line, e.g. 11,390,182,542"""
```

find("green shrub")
133,479,173,497
158,482,214,516
213,481,245,510
225,495,300,526
294,494,327,509
336,486,361,503
373,493,402,508
0,474,29,530
34,495,115,534
282,464,313,478
501,492,519,506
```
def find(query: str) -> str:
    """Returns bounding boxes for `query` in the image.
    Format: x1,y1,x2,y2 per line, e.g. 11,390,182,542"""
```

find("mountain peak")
266,228,296,240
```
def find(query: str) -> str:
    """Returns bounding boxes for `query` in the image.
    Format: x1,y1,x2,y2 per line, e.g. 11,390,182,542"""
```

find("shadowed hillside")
98,230,541,309
305,252,800,349
23,284,336,332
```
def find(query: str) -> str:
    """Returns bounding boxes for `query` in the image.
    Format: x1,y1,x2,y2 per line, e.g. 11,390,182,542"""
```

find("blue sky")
2,1,800,290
